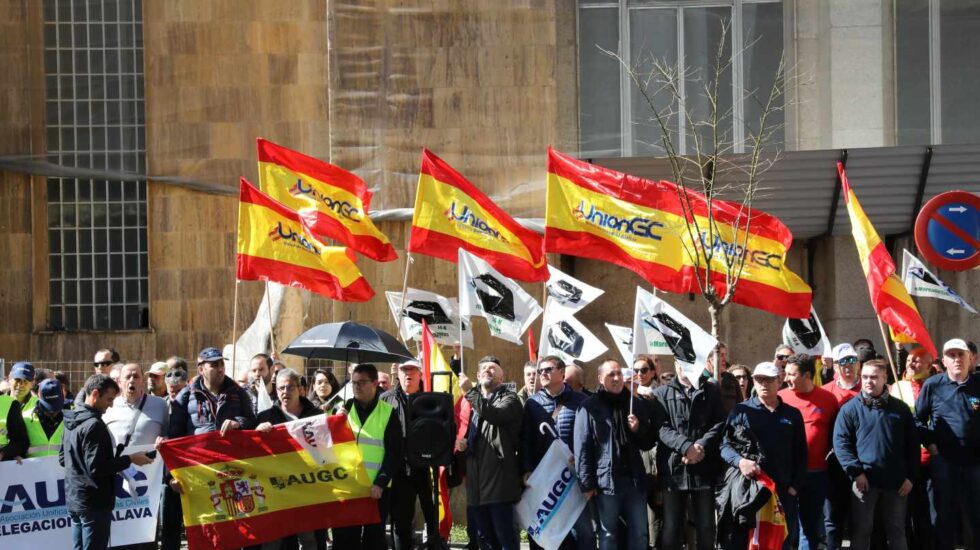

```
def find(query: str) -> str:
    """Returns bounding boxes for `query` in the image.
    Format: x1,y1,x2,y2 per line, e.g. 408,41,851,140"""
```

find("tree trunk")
709,303,721,379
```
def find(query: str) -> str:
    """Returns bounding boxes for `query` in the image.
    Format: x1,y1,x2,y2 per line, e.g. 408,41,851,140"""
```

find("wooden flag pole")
265,281,277,354
457,313,465,377
395,253,413,346
231,280,241,379
876,317,906,402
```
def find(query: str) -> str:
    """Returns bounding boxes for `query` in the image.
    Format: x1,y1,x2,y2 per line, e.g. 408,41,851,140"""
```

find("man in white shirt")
104,363,169,449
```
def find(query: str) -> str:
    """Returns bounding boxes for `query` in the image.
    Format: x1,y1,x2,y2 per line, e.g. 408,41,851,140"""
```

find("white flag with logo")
606,323,671,366
901,249,977,313
544,265,604,314
285,414,337,466
385,288,475,348
458,249,543,344
782,307,833,357
516,438,587,549
633,288,717,389
539,300,607,363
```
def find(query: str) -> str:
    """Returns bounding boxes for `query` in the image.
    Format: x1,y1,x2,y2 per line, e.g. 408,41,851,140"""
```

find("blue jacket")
914,372,980,466
522,384,587,473
833,392,919,490
169,375,256,438
720,396,807,491
574,388,659,495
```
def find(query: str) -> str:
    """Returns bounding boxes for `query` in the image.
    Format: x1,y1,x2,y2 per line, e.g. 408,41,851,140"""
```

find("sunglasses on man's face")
537,366,562,375
753,376,777,384
837,357,858,366
94,360,114,367
775,354,789,361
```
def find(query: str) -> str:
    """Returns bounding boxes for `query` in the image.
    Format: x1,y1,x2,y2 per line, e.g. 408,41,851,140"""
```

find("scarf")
598,387,631,448
861,391,888,410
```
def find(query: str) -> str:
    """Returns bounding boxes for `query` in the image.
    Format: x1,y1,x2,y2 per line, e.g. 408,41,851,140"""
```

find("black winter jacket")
574,388,659,495
652,377,727,490
716,424,770,528
169,375,256,438
59,405,132,513
256,397,322,425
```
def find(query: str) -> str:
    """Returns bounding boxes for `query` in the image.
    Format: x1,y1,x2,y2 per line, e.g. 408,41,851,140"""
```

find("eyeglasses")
276,384,297,392
775,354,789,361
753,376,777,384
537,366,560,374
837,357,858,366
634,367,651,375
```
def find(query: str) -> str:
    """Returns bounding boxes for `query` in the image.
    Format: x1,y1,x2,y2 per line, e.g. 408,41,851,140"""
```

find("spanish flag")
546,148,812,318
421,320,459,539
256,138,397,262
409,149,549,282
839,163,937,357
159,415,379,550
749,472,788,550
237,177,374,302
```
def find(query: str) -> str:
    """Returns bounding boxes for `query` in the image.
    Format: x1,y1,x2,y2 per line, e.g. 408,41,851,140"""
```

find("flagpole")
875,317,906,403
265,281,277,354
231,280,240,379
395,252,413,346
457,314,465,377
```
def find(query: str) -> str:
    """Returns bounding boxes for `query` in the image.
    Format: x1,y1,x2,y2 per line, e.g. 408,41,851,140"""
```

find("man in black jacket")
61,374,153,550
834,360,919,550
652,370,727,550
574,359,658,550
381,359,442,550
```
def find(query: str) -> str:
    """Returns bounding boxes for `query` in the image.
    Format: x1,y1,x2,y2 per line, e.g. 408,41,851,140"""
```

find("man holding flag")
381,360,443,550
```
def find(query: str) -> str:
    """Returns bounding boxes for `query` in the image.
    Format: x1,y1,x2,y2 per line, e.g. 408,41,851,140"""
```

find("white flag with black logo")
782,307,833,357
606,323,671,366
901,249,977,313
539,300,607,363
385,288,475,348
458,249,543,344
633,288,717,389
545,265,604,314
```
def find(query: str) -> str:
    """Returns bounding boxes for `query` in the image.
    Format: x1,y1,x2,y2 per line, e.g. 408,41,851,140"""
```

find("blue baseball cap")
197,347,227,364
10,362,35,381
37,379,65,413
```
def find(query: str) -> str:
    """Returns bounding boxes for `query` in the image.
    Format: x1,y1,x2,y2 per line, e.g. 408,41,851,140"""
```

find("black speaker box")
405,392,456,468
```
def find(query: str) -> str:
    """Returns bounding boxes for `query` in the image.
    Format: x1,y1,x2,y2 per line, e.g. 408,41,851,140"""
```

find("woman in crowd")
308,368,342,413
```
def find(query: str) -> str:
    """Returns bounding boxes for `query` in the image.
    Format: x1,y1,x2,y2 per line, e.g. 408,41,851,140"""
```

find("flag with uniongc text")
409,148,549,282
545,147,812,318
158,414,379,550
839,164,937,357
256,138,397,262
237,178,374,302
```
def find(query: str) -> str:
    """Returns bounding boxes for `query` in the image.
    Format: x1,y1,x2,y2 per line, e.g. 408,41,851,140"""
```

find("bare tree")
602,20,788,378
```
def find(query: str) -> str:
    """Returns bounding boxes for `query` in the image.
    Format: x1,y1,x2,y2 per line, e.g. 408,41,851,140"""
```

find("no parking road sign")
914,191,980,271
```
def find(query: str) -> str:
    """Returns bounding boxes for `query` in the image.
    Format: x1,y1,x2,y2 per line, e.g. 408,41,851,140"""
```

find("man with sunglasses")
720,362,807,550
774,344,794,387
522,356,595,549
821,343,863,550
73,349,121,407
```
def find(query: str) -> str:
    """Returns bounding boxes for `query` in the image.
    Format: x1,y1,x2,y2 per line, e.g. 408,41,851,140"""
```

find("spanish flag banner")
749,472,788,550
545,148,812,318
158,415,379,550
421,320,459,539
839,164,937,357
237,177,374,302
409,148,549,282
256,138,397,262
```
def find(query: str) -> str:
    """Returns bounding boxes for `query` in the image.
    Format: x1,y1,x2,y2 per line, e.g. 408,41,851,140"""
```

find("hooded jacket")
59,405,132,513
574,387,659,495
169,374,256,438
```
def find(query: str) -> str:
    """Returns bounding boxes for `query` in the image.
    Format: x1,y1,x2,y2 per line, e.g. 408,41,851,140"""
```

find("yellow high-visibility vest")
346,399,393,484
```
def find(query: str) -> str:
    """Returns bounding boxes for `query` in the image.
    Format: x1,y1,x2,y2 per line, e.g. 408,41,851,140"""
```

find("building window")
43,0,148,331
577,0,784,158
896,0,980,145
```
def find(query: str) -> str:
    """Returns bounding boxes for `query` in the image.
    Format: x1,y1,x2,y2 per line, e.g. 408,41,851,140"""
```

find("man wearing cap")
164,369,187,402
821,343,863,550
146,362,169,398
23,379,68,457
381,359,442,550
914,338,980,550
833,359,919,550
0,364,29,462
720,362,807,550
8,361,39,416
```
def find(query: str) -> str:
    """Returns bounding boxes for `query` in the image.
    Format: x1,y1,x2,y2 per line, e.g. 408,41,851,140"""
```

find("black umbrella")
282,321,415,364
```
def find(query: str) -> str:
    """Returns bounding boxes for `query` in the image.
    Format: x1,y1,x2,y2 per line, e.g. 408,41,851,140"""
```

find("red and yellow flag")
546,147,812,318
421,319,458,538
839,163,937,357
256,138,397,262
749,472,788,550
409,148,549,282
237,177,374,302
158,415,379,550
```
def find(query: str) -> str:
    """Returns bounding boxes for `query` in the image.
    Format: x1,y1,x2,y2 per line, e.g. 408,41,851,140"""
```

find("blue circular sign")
915,191,980,271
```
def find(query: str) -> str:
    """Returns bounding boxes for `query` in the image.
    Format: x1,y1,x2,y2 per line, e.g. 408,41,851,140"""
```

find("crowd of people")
0,335,977,550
